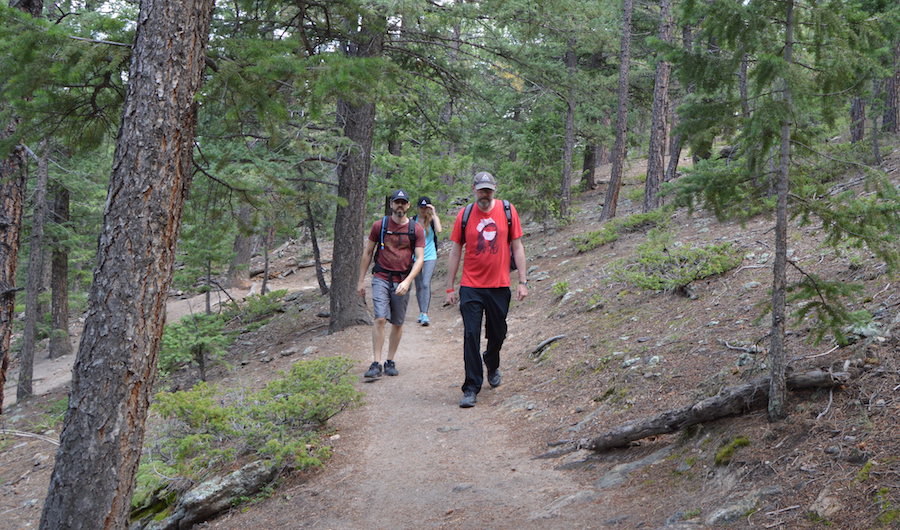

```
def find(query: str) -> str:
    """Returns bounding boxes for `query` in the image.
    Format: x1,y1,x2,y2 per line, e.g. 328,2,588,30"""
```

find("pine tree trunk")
643,0,673,213
304,188,329,295
226,204,254,289
561,39,576,219
739,54,750,118
666,25,694,183
329,16,383,333
872,80,883,165
582,144,597,190
850,97,865,143
48,180,72,359
883,41,899,133
40,0,215,527
18,143,50,401
0,0,42,416
600,0,634,221
768,0,794,423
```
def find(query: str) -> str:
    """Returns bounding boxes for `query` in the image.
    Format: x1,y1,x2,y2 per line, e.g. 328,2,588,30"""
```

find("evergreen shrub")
612,229,743,291
133,357,362,514
571,207,673,253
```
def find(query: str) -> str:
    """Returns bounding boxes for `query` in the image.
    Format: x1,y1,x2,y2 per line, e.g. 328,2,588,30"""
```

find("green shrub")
715,436,750,465
135,357,363,513
571,208,673,253
552,281,569,298
613,229,743,292
228,289,288,322
158,313,231,377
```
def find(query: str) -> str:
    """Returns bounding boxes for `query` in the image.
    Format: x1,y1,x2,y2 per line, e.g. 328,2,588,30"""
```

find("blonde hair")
418,206,434,236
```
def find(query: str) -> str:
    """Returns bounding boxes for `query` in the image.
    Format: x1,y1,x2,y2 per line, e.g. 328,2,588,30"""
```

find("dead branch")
578,369,850,452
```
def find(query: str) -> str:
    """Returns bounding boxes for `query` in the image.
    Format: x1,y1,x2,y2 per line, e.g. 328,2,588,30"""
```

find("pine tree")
40,0,215,525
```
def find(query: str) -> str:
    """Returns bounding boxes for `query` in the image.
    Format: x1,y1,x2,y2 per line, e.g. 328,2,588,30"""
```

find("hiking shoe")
364,362,382,379
420,314,430,326
488,368,502,388
384,359,399,376
459,391,477,408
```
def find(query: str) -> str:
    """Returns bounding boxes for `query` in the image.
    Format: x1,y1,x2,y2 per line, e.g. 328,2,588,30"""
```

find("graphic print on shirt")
476,217,500,255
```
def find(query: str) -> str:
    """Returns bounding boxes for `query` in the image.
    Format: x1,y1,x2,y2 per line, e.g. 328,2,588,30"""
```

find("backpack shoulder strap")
378,216,389,250
503,200,512,242
460,203,474,245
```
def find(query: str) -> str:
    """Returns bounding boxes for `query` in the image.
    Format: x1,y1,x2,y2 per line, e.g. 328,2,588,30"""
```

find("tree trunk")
0,0,42,416
643,0,673,213
665,25,694,183
48,179,72,359
739,54,750,118
560,39,576,219
872,80,883,165
582,144,597,190
261,224,274,296
600,0,634,221
304,189,329,295
18,142,50,401
850,97,865,143
329,16,383,333
226,204,254,289
883,40,899,133
580,369,850,452
40,0,215,527
768,0,794,423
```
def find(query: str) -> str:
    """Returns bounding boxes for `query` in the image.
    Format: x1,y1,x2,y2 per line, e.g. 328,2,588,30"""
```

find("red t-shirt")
368,217,426,281
450,200,523,288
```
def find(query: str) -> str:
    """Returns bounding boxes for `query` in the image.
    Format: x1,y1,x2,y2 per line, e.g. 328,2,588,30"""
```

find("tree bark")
850,97,865,143
329,16,383,333
48,179,72,359
0,0,43,415
600,0,634,221
665,25,694,183
580,369,850,452
40,0,215,527
226,204,254,289
768,0,794,423
883,40,899,133
582,144,597,190
18,142,50,401
643,0,673,213
304,187,329,295
561,39,577,219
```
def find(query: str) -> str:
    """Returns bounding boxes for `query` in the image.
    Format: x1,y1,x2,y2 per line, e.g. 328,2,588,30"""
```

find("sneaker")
364,362,382,379
459,391,477,408
384,359,399,376
420,314,430,326
488,368,502,388
417,313,424,323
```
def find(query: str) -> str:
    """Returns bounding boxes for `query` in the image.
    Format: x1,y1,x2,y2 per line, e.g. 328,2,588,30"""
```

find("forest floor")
1,149,898,529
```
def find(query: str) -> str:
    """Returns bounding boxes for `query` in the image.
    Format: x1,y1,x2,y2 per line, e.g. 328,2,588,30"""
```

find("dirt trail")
1,276,300,409
211,305,609,529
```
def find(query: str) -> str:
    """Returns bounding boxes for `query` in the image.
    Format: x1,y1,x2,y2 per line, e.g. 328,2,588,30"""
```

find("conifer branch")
790,141,881,173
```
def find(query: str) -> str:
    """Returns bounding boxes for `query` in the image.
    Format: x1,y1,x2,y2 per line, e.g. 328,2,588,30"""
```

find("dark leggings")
458,286,511,394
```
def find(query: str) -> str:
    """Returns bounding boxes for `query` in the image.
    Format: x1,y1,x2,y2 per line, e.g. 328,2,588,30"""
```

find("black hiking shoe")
384,359,399,376
459,391,477,408
364,362,382,379
488,368,502,388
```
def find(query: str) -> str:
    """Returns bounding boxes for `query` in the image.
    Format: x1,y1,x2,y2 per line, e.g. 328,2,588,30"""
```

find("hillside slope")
0,146,897,529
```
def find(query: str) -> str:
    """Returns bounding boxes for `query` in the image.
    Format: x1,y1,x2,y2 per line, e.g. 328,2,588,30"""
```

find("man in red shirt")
445,172,528,407
358,189,425,379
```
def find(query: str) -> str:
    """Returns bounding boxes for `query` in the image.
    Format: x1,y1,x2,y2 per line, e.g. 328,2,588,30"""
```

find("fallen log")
579,369,850,452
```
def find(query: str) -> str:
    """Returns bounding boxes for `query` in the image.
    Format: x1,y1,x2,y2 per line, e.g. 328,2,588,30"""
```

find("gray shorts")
372,277,410,326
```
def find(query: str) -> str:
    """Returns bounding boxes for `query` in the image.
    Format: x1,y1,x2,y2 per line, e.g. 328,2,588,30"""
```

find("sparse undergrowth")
131,357,362,521
611,228,743,292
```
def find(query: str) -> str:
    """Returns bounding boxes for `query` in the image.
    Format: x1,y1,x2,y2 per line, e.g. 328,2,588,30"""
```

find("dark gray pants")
459,286,510,394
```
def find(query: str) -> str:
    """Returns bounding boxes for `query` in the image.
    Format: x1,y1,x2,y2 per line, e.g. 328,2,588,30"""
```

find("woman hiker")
413,196,442,326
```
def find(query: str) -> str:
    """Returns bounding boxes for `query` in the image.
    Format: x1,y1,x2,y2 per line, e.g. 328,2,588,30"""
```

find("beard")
477,196,492,210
